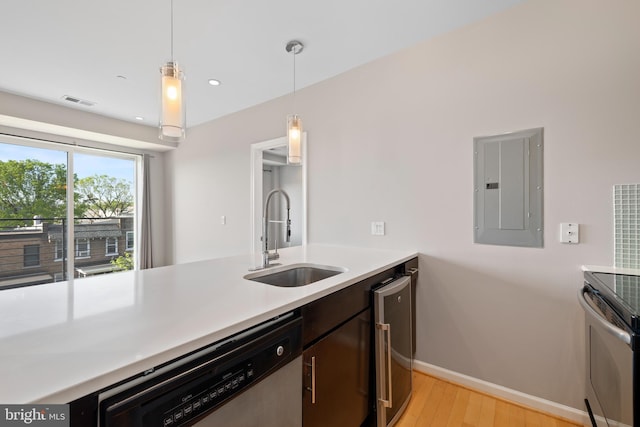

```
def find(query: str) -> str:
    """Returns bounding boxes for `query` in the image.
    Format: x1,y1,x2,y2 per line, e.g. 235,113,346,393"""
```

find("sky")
0,142,135,184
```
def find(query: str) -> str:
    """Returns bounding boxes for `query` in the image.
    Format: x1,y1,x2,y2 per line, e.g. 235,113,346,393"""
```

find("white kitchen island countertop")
0,244,416,404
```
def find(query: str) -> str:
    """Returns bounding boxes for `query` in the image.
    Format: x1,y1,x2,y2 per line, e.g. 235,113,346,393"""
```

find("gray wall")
165,0,640,409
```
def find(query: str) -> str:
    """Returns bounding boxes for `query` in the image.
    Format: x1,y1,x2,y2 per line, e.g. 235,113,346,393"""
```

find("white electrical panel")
560,223,579,244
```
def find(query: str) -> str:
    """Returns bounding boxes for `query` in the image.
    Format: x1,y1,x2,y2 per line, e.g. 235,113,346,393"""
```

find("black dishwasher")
72,312,302,427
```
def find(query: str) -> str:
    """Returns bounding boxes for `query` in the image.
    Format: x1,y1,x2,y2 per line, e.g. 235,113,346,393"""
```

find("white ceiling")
1,0,524,129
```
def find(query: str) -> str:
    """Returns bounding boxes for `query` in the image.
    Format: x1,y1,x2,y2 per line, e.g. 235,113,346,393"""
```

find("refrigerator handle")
377,322,393,408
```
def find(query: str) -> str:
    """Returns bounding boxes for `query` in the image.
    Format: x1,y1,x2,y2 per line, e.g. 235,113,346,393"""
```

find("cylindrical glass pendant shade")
287,114,302,165
159,61,186,142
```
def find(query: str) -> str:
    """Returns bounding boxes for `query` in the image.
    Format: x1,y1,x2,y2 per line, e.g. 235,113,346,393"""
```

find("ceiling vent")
62,95,95,107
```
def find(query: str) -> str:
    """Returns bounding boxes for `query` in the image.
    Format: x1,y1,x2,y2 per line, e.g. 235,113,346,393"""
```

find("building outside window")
23,245,40,268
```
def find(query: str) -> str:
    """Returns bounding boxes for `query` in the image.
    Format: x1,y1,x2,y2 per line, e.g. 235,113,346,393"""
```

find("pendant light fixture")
285,40,304,165
159,0,186,142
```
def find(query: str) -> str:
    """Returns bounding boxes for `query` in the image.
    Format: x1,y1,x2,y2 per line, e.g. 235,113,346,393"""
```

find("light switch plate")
560,223,579,243
371,221,385,236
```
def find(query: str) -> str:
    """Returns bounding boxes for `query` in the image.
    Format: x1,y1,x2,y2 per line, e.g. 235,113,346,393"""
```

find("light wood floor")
394,371,583,427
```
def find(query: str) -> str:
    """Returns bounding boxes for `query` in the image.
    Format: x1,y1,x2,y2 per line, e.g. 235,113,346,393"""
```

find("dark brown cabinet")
300,266,397,427
303,309,371,427
299,257,418,427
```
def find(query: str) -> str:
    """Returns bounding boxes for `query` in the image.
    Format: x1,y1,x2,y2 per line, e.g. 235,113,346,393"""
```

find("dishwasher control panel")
99,315,302,427
159,362,256,426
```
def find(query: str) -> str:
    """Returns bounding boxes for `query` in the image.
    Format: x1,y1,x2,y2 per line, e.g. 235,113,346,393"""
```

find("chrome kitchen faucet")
261,189,291,269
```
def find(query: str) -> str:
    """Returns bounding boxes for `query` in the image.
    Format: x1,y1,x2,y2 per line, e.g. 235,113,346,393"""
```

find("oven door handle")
578,287,631,346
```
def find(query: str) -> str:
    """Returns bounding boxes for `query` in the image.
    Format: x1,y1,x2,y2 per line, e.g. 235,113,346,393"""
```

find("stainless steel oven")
580,271,640,427
96,312,302,427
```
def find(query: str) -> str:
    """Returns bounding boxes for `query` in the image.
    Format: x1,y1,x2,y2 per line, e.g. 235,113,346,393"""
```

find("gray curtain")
140,154,153,269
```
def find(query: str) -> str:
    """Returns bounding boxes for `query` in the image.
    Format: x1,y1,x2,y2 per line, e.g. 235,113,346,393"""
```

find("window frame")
54,241,64,261
126,231,134,251
23,244,41,268
105,237,118,256
75,238,91,258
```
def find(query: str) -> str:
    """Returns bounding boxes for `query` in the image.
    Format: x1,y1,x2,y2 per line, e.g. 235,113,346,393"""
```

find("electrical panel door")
473,128,543,247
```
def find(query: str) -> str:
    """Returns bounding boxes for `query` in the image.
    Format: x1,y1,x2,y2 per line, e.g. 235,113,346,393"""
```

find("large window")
0,138,138,289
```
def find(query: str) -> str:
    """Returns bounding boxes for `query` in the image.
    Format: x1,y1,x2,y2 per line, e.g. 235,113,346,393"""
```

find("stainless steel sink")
244,263,345,287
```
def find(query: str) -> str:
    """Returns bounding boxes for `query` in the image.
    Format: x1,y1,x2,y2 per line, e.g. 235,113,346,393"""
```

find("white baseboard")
413,360,589,426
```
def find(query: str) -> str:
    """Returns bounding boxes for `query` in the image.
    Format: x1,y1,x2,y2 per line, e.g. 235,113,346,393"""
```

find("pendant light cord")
292,46,297,112
285,41,303,114
170,0,174,61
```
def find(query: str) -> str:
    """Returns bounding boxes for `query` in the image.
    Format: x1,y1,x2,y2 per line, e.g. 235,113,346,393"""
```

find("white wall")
165,0,640,410
164,108,286,262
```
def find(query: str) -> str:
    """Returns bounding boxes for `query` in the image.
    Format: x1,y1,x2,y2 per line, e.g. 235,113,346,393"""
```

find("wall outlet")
560,223,579,243
371,221,385,236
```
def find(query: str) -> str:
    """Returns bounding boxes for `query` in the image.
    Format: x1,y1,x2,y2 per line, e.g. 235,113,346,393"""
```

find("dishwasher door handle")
578,287,631,345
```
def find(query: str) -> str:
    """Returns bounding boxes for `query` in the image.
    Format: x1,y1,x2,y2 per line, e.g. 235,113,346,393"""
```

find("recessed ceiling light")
135,116,144,121
208,79,221,86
